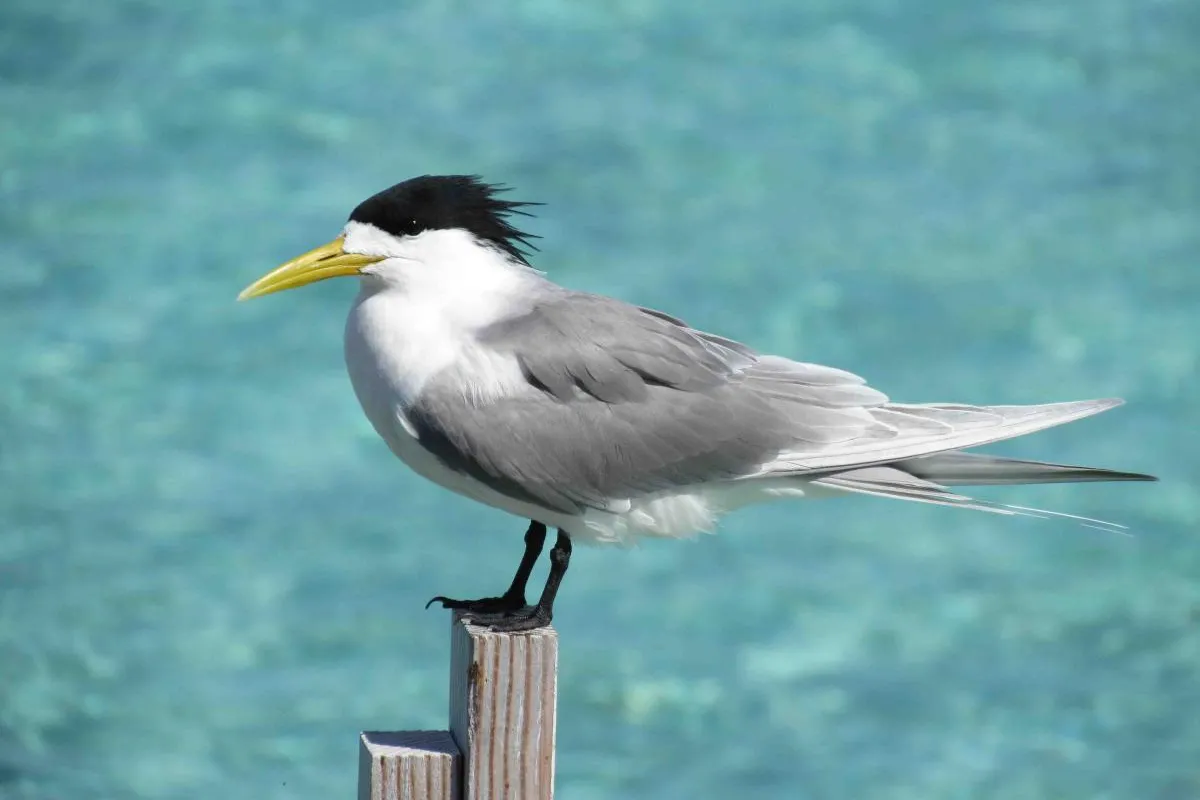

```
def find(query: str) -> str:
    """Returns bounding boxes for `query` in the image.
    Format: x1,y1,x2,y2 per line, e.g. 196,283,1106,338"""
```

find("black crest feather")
348,175,540,264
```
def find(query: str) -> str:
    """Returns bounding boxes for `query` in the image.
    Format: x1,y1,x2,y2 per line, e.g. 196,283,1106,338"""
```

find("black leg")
487,529,572,633
426,521,547,615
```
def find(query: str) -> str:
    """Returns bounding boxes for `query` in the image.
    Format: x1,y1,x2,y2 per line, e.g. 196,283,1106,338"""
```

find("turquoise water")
2,1,1197,797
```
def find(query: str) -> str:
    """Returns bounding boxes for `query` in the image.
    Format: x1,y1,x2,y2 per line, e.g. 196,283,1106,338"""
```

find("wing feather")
405,291,1129,513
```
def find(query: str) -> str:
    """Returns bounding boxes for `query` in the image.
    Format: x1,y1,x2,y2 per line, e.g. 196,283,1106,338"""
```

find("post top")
453,612,558,640
361,730,459,758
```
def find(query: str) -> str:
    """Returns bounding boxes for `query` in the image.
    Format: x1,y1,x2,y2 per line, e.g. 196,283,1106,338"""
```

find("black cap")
348,175,540,264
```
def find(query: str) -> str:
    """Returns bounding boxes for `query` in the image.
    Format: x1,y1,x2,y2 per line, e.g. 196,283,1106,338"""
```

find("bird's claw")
425,593,527,615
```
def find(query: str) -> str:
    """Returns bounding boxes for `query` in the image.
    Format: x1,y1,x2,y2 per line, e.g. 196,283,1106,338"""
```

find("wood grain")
358,730,461,800
449,614,559,800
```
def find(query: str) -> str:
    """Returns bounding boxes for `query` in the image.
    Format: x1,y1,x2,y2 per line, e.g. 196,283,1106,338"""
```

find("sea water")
2,1,1196,797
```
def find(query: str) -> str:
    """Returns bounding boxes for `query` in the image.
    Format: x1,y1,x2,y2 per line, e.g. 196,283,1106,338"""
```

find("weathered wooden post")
358,613,559,800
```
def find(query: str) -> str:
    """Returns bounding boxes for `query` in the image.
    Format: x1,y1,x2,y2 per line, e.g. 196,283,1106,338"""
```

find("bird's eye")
401,218,422,236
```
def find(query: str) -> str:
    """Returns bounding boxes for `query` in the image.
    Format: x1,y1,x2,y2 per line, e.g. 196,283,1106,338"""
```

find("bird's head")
237,175,539,301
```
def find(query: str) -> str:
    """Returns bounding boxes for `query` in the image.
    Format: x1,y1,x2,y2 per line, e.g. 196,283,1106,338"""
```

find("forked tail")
812,451,1156,534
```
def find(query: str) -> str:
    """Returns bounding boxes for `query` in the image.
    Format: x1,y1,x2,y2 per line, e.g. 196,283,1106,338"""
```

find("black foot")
484,606,553,633
484,530,571,634
424,592,526,615
424,523,569,636
425,521,548,619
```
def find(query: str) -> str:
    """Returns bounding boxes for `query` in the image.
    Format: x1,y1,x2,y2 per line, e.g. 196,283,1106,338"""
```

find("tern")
238,174,1156,632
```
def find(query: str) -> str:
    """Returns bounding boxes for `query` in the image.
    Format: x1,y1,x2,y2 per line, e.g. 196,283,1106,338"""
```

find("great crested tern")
239,175,1156,632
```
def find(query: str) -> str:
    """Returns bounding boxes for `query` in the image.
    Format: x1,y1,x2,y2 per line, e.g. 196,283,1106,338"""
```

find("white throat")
342,221,542,412
343,221,541,325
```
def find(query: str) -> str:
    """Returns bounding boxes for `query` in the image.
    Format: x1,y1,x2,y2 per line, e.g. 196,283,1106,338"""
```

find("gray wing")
405,291,1128,515
405,292,888,515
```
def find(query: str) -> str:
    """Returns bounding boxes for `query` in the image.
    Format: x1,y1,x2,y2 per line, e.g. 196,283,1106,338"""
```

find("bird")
238,174,1156,633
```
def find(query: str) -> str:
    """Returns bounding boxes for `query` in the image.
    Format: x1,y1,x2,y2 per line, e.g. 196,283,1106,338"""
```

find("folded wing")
403,291,1146,517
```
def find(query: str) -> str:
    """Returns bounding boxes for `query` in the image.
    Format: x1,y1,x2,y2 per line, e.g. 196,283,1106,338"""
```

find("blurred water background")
2,1,1197,798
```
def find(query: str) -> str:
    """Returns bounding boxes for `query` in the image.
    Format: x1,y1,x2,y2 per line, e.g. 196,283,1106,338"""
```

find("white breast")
343,281,583,532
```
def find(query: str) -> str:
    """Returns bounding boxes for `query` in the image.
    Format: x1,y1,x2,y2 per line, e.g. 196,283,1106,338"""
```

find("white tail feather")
813,466,1133,535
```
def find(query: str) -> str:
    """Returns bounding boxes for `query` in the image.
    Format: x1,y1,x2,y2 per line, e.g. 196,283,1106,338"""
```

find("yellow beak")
237,237,385,301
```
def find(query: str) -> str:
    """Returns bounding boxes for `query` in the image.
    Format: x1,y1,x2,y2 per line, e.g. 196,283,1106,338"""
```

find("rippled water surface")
2,1,1197,797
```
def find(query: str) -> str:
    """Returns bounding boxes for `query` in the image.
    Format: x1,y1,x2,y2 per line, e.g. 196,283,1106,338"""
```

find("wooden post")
356,614,559,800
450,614,558,800
358,731,460,800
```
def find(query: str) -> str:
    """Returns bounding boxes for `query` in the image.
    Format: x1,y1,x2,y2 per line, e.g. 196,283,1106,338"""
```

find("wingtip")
1055,397,1126,419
